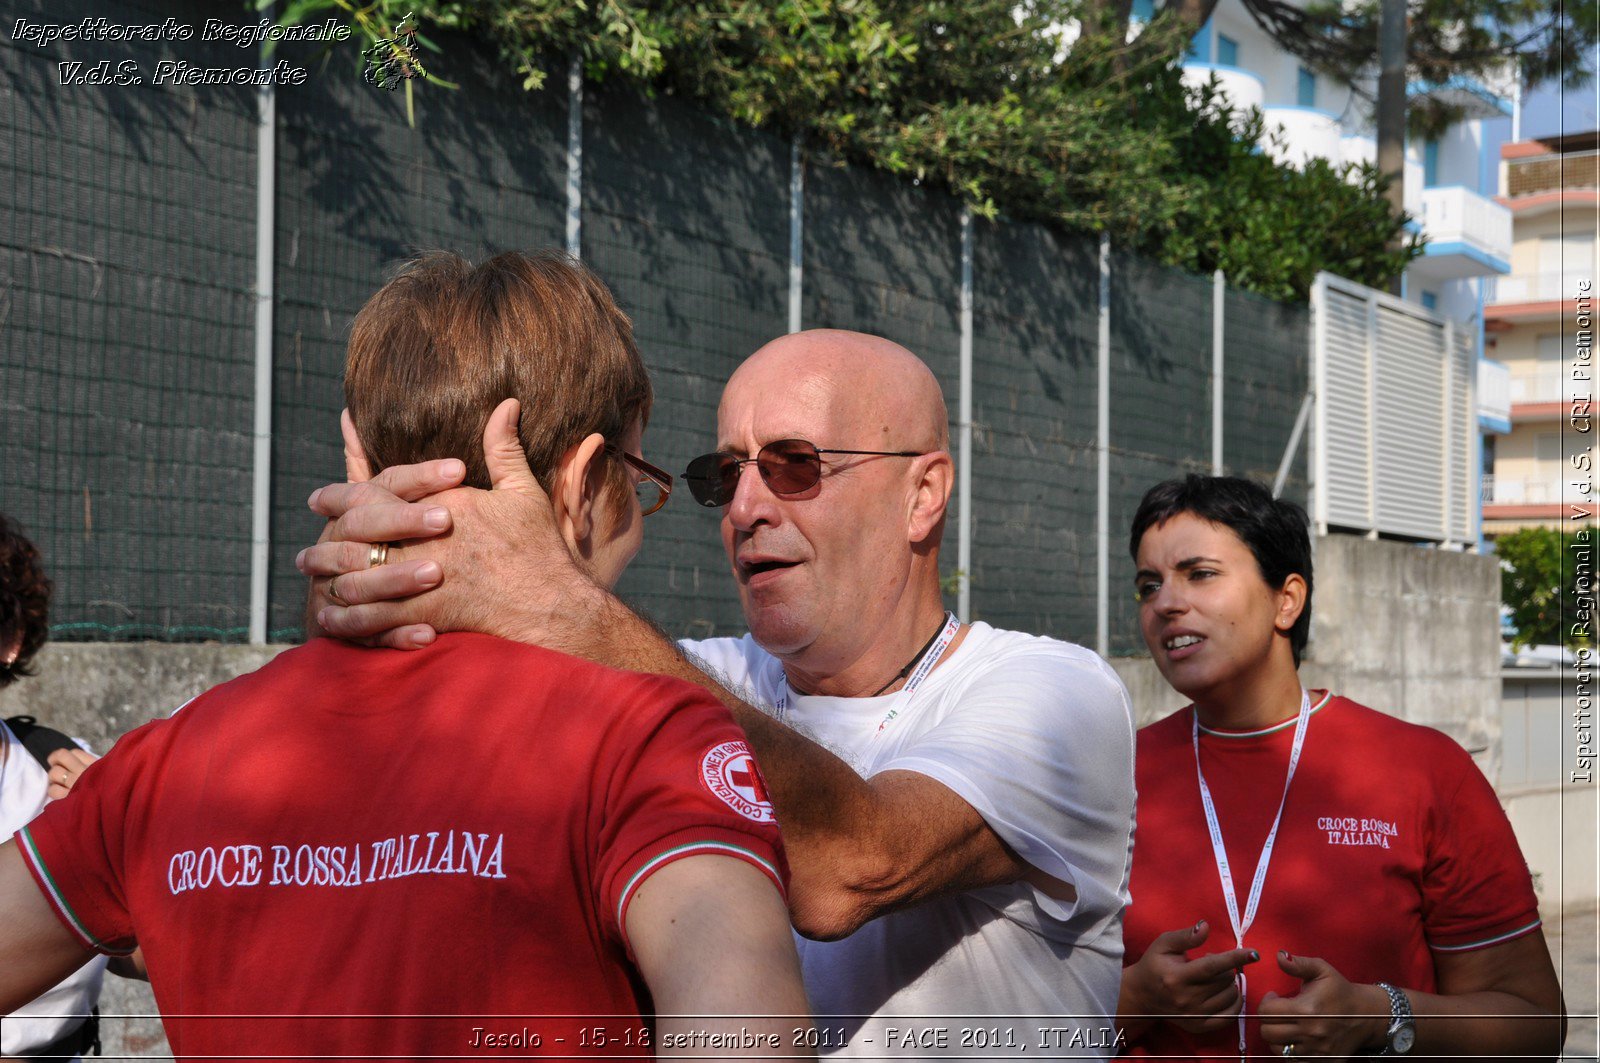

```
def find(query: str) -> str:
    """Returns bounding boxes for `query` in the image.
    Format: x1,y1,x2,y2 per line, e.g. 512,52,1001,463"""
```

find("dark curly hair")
0,514,51,688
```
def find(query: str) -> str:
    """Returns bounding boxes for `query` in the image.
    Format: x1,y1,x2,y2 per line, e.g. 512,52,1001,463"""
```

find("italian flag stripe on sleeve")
617,840,785,931
17,827,133,955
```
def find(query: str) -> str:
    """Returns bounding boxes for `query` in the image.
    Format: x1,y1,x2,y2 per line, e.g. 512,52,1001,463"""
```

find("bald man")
301,329,1138,1056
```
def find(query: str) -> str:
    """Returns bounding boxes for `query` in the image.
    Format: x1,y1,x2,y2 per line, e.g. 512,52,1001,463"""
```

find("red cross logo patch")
700,741,776,823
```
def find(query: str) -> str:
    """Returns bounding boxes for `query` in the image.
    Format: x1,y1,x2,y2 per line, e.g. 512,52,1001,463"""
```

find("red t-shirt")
19,634,786,1059
1123,693,1540,1060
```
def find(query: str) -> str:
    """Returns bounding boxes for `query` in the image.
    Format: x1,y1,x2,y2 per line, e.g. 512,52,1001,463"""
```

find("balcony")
1478,358,1511,431
1407,186,1511,280
1262,107,1342,168
1487,270,1596,305
1181,62,1265,113
1501,363,1569,420
1506,149,1600,198
1484,475,1564,505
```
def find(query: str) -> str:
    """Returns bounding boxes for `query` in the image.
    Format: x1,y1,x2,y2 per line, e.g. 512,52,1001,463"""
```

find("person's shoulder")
957,623,1127,693
1137,704,1195,744
942,623,1132,727
1321,694,1482,771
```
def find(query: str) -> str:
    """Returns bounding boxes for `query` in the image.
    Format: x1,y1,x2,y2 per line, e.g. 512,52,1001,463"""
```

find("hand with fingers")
297,400,603,651
1257,949,1389,1060
1120,920,1260,1036
45,747,99,801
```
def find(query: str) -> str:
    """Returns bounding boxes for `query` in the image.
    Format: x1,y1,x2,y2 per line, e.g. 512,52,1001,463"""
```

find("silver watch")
1376,982,1415,1055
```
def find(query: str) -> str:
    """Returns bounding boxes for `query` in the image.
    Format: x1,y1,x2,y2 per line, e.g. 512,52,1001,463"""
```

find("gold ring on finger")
328,575,348,607
369,542,390,568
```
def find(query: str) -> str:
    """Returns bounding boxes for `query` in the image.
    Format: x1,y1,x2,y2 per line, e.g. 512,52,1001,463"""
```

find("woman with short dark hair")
1117,474,1565,1060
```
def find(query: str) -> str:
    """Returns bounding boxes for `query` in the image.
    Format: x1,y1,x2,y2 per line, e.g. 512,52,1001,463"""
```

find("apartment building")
1481,131,1600,534
1163,0,1514,319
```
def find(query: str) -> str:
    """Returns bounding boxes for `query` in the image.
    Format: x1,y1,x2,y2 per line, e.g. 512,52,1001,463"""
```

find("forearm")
1405,986,1565,1058
533,589,895,929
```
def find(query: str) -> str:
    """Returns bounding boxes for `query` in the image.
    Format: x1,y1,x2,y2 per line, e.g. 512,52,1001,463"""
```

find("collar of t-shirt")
777,621,989,764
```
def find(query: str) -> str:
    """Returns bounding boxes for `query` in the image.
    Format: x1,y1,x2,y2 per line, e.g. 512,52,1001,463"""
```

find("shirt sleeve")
1421,738,1542,952
592,674,788,953
876,643,1137,931
16,721,166,956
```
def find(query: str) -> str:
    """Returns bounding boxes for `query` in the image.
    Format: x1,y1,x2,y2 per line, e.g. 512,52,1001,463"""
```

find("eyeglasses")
681,438,926,508
605,443,673,516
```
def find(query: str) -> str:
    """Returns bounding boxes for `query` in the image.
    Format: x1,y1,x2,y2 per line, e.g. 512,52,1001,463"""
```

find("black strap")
3,715,80,771
15,1008,100,1060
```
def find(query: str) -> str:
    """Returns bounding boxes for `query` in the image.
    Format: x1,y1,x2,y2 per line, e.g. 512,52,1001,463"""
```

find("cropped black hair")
0,513,51,688
1129,474,1313,666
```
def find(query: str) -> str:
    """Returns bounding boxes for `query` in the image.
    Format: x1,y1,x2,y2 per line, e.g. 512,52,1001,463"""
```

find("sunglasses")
681,438,926,508
605,443,673,516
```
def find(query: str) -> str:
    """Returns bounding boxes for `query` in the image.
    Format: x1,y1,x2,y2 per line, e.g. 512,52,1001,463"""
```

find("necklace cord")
868,617,951,697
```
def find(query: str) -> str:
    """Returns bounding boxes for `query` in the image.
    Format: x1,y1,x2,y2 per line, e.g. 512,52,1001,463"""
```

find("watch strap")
1375,981,1414,1055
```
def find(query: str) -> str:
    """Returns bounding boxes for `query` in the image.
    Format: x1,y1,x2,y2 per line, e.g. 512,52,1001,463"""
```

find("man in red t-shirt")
0,251,811,1059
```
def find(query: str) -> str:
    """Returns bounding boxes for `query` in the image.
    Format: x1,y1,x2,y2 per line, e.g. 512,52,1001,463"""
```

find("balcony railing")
1507,150,1600,198
1508,364,1566,404
1479,358,1511,423
1486,271,1596,304
1484,476,1566,505
1417,186,1511,265
1262,107,1341,169
1180,63,1264,113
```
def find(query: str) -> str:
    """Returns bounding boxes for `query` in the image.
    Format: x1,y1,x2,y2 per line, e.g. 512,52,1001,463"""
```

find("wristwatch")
1375,981,1415,1055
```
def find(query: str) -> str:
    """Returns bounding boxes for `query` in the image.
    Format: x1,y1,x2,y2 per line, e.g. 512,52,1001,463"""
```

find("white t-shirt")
681,622,1137,1058
1,720,108,1057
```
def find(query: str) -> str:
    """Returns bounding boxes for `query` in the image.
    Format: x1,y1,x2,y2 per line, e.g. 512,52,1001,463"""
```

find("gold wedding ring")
369,542,390,568
328,575,348,607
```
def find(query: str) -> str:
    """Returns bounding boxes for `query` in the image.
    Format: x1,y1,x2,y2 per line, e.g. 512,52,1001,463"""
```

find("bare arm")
1256,932,1565,1059
298,400,1030,939
0,841,98,1013
627,855,812,1059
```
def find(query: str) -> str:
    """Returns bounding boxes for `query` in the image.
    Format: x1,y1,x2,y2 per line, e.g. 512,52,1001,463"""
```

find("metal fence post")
789,136,803,334
957,209,974,623
565,53,583,258
1096,234,1111,658
1213,268,1225,475
248,39,276,645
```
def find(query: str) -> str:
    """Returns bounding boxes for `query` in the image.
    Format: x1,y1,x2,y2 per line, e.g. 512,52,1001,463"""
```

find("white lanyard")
1191,688,1312,1060
774,612,961,758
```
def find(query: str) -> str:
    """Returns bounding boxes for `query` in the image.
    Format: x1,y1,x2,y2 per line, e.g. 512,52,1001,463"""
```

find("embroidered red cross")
729,759,770,804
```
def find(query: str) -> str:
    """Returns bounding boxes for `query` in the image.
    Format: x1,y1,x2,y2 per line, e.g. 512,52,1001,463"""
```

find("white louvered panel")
1322,289,1374,530
1450,327,1475,542
1373,308,1447,539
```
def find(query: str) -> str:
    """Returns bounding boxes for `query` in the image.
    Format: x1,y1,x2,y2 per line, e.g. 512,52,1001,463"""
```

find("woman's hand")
1257,950,1388,1060
1120,920,1260,1036
45,747,99,801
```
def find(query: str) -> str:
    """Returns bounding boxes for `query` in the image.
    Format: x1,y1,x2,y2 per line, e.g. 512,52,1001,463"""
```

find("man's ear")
907,451,954,544
551,432,609,550
340,409,374,483
1275,573,1309,634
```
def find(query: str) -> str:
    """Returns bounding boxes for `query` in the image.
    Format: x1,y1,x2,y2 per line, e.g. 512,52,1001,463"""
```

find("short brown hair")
345,251,652,500
0,513,51,689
